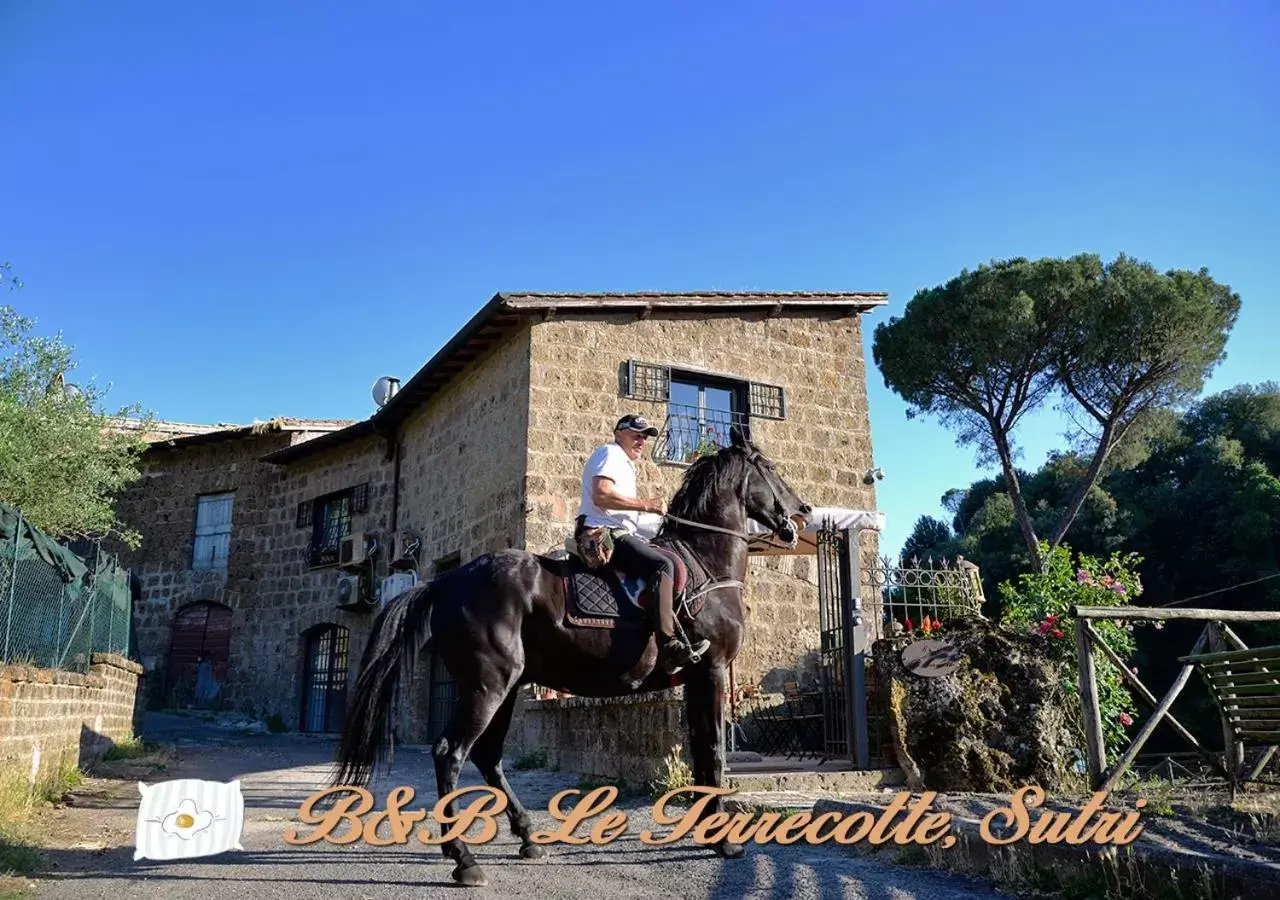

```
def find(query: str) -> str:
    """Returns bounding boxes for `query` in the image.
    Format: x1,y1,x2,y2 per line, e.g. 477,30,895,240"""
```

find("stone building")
114,291,887,744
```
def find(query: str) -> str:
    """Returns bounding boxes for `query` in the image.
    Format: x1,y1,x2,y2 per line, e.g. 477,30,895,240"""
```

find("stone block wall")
0,654,146,787
509,691,687,786
392,328,532,742
396,328,532,565
522,309,881,689
110,429,329,703
242,431,395,730
236,327,533,741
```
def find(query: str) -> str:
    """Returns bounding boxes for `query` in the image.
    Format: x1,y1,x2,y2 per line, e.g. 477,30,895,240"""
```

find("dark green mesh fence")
0,504,133,672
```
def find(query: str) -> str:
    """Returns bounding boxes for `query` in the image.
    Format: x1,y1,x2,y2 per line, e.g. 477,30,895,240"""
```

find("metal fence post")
838,527,870,769
4,509,20,662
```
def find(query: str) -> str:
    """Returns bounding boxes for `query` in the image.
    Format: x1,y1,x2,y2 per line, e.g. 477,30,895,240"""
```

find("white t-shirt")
578,442,640,533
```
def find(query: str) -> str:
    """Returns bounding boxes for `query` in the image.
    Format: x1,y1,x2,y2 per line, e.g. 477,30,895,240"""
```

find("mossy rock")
874,616,1076,793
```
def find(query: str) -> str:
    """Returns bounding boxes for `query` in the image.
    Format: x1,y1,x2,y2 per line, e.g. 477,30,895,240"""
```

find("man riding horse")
575,413,711,674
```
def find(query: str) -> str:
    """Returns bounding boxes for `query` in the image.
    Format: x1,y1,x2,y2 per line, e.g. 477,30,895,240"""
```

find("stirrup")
660,636,709,673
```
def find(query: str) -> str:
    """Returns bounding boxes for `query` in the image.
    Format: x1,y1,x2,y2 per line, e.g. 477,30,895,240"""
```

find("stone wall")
237,328,533,741
392,328,533,742
0,654,146,787
509,691,687,786
396,328,532,567
239,431,395,730
110,431,305,704
522,309,881,690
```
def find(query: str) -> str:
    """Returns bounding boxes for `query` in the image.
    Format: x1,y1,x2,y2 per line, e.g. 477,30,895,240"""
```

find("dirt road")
17,713,1013,900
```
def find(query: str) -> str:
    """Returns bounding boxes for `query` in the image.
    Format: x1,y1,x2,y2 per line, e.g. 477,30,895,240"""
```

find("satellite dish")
372,376,400,408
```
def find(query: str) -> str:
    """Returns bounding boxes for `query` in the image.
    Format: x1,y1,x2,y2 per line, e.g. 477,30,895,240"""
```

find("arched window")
301,624,349,733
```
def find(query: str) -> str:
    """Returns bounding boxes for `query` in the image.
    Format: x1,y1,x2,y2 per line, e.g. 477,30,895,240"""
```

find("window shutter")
296,499,312,528
624,361,670,402
748,382,785,420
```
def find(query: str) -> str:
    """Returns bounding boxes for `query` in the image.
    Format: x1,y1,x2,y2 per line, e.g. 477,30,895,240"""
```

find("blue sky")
2,1,1277,558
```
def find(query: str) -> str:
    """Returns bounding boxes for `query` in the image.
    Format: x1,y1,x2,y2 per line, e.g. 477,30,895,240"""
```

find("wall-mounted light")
863,467,885,485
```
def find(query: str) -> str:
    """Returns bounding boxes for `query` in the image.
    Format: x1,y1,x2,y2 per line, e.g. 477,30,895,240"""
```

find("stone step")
724,791,825,813
727,766,905,794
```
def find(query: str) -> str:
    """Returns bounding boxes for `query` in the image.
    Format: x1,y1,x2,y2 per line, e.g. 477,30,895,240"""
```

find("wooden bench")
1179,643,1280,800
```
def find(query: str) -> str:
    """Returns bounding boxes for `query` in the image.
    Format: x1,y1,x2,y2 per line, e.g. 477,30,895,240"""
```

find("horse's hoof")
714,841,745,859
520,843,547,860
452,863,488,887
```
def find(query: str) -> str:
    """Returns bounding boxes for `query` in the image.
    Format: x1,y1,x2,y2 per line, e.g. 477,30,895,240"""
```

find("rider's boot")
654,574,710,674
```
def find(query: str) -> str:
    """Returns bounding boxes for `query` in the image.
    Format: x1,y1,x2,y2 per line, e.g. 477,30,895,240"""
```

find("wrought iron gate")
816,526,869,767
427,652,459,743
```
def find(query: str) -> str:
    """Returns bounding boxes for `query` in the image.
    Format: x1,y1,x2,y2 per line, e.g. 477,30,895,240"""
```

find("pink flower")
1110,583,1126,595
1076,570,1091,584
1051,628,1065,639
1119,713,1133,727
1101,575,1115,587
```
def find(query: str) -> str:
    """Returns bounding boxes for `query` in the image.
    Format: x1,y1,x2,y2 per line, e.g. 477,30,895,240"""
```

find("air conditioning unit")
335,573,370,609
337,531,369,569
379,571,418,608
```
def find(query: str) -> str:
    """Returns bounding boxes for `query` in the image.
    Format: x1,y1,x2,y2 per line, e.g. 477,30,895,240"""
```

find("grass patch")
0,768,46,880
101,734,150,761
647,746,695,804
572,775,644,799
0,829,40,880
513,749,548,770
38,765,82,804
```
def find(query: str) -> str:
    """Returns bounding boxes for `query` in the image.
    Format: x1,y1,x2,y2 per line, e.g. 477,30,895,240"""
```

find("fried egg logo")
134,779,245,861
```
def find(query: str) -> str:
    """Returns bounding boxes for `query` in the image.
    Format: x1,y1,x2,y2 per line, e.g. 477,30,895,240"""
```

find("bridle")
660,449,803,551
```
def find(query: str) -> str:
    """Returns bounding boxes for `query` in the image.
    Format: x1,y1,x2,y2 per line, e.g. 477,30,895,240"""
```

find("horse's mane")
664,444,754,526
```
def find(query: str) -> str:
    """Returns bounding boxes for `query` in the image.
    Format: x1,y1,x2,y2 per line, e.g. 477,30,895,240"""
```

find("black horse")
333,426,812,887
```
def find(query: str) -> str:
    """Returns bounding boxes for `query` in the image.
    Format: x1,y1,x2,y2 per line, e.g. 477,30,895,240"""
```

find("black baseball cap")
614,414,659,436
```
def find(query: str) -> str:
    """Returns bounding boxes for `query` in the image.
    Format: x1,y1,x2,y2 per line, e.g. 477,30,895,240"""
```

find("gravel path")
21,713,1018,900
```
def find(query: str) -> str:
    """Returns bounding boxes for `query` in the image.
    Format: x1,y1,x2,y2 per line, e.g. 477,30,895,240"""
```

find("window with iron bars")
623,361,786,464
297,483,369,568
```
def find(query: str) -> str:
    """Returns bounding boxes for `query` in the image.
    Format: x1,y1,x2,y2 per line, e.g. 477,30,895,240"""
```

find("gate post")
838,528,870,769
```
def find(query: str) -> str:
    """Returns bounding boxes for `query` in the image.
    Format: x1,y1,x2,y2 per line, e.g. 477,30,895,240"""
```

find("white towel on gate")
134,779,245,861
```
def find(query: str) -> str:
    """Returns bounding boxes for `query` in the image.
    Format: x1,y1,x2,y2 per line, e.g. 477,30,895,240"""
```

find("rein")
659,449,801,550
655,451,802,614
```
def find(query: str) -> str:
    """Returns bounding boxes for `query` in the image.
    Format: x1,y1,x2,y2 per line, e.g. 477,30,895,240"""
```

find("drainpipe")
390,436,402,537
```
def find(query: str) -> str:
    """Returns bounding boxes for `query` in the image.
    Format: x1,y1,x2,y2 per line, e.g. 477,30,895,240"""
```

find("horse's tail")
332,578,437,787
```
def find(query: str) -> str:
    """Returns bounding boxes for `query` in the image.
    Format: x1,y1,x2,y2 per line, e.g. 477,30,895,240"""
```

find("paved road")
26,713,1016,900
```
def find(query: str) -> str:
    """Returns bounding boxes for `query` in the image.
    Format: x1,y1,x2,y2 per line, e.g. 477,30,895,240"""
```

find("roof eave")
143,421,355,452
496,292,889,312
258,419,383,464
257,291,890,467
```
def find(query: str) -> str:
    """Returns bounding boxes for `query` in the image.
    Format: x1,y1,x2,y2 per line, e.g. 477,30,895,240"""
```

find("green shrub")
999,542,1150,760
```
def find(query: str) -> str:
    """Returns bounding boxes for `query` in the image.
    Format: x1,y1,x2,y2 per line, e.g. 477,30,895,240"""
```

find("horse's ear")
729,424,748,448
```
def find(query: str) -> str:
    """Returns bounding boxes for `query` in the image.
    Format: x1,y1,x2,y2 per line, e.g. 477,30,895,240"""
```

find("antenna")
372,376,400,409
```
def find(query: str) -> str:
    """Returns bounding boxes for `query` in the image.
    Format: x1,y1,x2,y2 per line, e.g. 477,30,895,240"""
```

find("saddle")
560,537,707,630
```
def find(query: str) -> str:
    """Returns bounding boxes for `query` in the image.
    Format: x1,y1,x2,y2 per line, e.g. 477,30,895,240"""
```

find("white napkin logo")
134,779,245,861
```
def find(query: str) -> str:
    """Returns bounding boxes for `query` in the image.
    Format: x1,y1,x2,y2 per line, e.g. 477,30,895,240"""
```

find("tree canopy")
873,253,1240,572
904,381,1280,618
0,268,152,547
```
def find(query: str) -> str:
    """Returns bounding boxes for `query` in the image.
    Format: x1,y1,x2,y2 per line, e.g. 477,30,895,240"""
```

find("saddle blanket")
563,561,652,629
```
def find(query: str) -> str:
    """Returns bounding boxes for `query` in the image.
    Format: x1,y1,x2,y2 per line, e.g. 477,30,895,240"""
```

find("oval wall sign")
901,638,964,677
